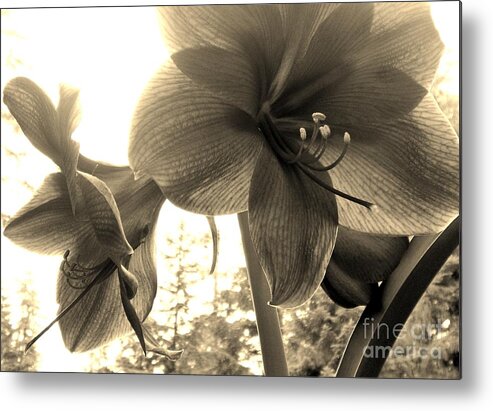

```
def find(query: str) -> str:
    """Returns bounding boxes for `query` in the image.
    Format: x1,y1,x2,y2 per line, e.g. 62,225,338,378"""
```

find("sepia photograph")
1,1,460,379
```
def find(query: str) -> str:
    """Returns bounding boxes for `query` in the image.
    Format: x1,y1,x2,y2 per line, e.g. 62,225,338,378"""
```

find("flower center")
258,111,376,210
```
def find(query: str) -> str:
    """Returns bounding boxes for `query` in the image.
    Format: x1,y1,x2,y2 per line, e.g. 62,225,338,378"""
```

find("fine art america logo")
362,318,452,360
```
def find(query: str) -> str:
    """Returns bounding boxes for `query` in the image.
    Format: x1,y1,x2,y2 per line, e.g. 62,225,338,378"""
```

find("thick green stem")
238,212,289,376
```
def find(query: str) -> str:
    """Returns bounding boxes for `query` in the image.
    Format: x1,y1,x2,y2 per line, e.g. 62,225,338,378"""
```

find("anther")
320,125,331,139
299,127,307,141
312,112,326,122
343,131,351,144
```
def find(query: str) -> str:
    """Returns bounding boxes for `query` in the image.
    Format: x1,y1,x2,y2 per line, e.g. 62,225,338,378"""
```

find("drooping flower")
3,77,181,359
129,3,459,308
321,227,409,308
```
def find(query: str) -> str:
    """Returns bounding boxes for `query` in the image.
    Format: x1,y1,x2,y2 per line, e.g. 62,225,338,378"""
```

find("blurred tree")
281,290,361,377
176,269,258,376
1,279,40,371
87,224,258,375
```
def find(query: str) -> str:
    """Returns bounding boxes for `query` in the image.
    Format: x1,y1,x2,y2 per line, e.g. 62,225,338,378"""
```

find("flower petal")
171,47,260,118
248,146,338,308
321,263,380,309
3,77,60,163
77,155,135,196
307,2,443,114
158,4,284,82
278,2,373,103
3,173,94,255
129,63,264,215
329,228,409,283
57,84,81,139
118,266,146,354
57,230,158,352
367,2,444,90
278,2,439,123
126,225,158,320
77,154,165,249
3,77,81,169
287,66,427,126
57,84,83,215
3,77,83,215
267,2,338,102
320,94,459,235
143,325,184,361
77,172,133,259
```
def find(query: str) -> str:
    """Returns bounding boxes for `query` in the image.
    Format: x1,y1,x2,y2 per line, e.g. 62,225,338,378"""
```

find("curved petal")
278,2,373,105
127,226,158,320
285,66,427,126
144,325,183,361
57,84,81,139
366,2,444,90
319,94,459,235
171,47,260,118
3,173,95,255
3,77,60,163
116,177,165,248
77,155,166,249
321,263,380,309
3,77,82,215
129,63,264,215
77,155,133,194
248,146,338,308
267,2,340,102
77,172,133,259
277,2,440,123
56,84,83,215
159,4,284,83
56,232,157,352
329,228,409,283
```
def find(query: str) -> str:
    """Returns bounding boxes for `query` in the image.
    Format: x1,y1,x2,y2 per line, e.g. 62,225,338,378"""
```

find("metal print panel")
0,1,460,378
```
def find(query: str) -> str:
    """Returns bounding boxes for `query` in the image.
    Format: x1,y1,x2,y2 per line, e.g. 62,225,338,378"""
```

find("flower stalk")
238,212,288,377
336,216,460,377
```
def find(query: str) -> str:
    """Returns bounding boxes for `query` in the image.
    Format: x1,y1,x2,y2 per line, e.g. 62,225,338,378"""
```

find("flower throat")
258,111,376,210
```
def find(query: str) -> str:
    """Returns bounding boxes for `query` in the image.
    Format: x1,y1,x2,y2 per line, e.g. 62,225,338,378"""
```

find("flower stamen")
259,111,376,211
305,131,350,172
61,249,109,289
298,164,376,210
286,128,309,164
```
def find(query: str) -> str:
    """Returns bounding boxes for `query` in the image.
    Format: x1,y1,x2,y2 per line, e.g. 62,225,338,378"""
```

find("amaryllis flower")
129,3,459,308
3,77,181,359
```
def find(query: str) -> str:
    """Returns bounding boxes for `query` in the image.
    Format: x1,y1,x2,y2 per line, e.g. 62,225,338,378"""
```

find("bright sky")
0,3,459,373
